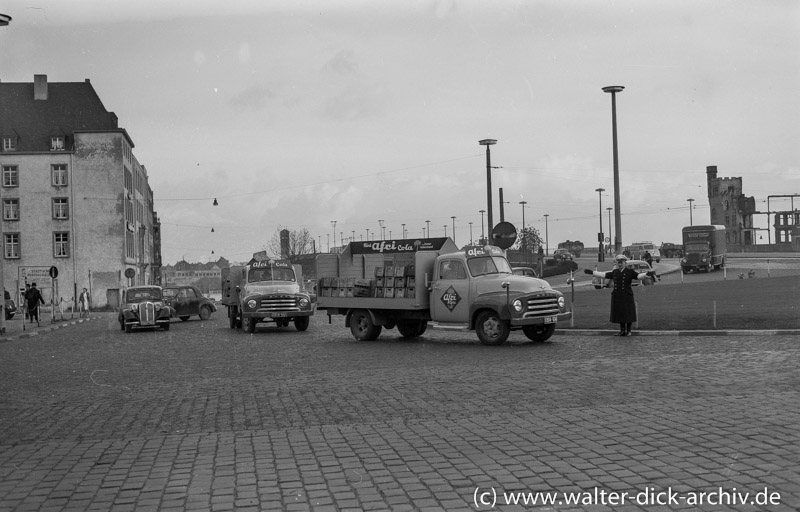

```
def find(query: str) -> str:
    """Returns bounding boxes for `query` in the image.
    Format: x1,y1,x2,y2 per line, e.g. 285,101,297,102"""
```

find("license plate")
544,316,557,324
271,312,288,318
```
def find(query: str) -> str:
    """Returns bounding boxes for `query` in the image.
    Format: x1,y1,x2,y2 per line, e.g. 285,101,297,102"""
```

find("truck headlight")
298,297,309,308
247,299,257,308
558,297,565,308
512,299,523,312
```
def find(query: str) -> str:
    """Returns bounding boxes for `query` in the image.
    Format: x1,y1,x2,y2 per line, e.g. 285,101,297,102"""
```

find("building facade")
705,165,757,248
0,75,161,309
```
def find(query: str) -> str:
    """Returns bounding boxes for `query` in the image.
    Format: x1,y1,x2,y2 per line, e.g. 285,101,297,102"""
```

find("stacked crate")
374,265,415,299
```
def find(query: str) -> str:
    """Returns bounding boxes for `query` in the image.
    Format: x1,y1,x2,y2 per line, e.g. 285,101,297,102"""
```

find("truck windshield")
685,242,709,252
248,268,296,282
467,256,513,277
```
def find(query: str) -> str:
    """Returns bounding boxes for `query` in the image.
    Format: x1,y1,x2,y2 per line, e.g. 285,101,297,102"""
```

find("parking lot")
1,309,798,511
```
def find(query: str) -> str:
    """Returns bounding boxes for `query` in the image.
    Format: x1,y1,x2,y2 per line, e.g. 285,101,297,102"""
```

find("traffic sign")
124,268,135,278
48,266,58,278
491,221,517,249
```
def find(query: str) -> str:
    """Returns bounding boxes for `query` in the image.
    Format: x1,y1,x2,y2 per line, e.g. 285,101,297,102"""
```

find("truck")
627,241,661,262
221,257,315,333
315,238,572,345
659,242,683,259
681,225,726,273
557,240,584,258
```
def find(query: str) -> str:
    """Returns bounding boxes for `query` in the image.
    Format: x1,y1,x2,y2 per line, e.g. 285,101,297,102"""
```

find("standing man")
584,254,656,336
26,282,46,325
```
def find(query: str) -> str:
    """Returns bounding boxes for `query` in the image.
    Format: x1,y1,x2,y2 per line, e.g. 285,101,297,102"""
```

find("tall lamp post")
378,219,385,240
479,210,485,242
468,222,473,244
519,201,527,261
0,13,11,334
401,223,406,238
425,220,430,238
331,220,337,249
595,188,605,262
479,139,497,244
451,216,456,244
607,207,613,255
543,214,550,255
602,85,624,254
687,198,694,226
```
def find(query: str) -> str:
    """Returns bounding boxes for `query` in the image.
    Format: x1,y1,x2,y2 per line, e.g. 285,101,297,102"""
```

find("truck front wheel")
522,324,556,342
294,316,310,331
350,310,382,341
475,311,510,345
242,316,257,333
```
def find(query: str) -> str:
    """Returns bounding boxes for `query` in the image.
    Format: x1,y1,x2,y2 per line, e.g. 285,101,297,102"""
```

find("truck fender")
345,308,386,328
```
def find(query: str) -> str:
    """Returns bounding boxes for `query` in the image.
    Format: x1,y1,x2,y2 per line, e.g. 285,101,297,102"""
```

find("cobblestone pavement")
0,313,798,511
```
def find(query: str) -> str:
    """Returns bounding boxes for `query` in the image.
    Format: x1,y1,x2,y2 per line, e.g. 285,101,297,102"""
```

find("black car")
118,286,172,332
163,285,217,321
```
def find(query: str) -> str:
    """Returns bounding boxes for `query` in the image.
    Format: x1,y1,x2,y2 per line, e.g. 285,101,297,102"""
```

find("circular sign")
490,221,517,249
124,268,136,278
605,237,610,243
48,266,59,278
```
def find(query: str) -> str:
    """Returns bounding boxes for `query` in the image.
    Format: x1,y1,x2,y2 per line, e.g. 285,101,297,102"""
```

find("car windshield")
127,289,162,302
468,256,512,277
248,267,296,283
162,289,178,299
685,242,709,251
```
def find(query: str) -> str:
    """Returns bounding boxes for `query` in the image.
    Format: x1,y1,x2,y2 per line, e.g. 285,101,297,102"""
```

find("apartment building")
0,74,161,308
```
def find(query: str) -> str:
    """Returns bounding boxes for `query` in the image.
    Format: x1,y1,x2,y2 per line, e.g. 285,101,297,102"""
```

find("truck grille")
524,295,561,317
258,296,298,312
140,302,156,325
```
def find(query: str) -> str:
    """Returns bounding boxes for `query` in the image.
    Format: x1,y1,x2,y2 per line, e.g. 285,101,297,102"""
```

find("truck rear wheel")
522,324,555,342
294,316,310,331
397,320,426,338
350,310,381,341
475,310,509,345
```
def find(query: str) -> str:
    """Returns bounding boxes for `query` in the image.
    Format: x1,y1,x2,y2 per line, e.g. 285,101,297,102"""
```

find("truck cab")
222,258,315,333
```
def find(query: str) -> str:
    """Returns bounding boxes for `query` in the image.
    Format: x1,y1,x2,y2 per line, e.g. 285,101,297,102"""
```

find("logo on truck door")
440,286,462,312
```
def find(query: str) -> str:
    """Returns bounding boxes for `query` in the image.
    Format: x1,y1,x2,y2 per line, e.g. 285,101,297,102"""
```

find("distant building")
706,165,757,248
161,258,229,293
0,75,161,308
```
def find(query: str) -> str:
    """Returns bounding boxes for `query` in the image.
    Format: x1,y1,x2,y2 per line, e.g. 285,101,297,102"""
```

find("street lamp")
378,219,385,240
331,220,337,249
401,223,406,238
479,210,486,242
607,207,613,255
366,228,370,241
479,139,497,244
425,220,430,238
543,214,550,255
519,201,528,261
602,85,625,254
468,222,473,244
451,216,456,244
687,198,694,226
0,12,11,334
595,188,606,262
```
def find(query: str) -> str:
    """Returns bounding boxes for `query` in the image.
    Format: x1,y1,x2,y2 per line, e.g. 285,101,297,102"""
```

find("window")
50,136,65,151
4,233,20,259
52,164,68,186
439,260,467,280
2,137,15,151
53,198,69,219
3,199,19,221
54,232,70,257
2,165,18,187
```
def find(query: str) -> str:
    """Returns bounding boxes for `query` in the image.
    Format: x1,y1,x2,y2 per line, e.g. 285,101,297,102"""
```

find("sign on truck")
221,257,315,333
681,225,726,273
315,238,572,345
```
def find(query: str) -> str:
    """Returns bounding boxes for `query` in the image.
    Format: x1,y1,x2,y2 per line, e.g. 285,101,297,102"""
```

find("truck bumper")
510,311,571,327
241,309,315,320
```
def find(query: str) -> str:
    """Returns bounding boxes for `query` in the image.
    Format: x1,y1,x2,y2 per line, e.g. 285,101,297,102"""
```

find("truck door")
431,259,470,324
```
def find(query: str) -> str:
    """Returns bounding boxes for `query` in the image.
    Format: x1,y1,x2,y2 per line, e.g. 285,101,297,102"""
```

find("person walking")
79,288,90,317
25,282,46,325
584,254,656,336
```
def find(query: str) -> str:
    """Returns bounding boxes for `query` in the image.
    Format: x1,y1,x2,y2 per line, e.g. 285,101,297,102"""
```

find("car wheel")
522,324,556,342
294,316,310,332
350,309,381,341
199,306,212,321
179,316,190,322
243,316,256,333
475,310,510,345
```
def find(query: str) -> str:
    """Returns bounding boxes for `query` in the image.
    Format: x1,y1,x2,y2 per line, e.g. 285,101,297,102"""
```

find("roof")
0,77,122,152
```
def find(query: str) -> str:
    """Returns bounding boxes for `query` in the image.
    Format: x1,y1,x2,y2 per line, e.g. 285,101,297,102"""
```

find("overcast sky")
2,0,798,264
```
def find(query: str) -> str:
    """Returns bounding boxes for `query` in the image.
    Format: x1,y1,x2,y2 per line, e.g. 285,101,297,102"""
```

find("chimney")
34,74,48,100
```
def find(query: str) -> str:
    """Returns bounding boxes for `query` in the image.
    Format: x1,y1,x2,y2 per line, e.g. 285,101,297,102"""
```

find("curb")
0,316,95,343
555,329,800,337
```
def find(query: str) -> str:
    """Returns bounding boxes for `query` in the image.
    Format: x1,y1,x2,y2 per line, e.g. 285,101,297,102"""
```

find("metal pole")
451,216,456,244
603,86,624,254
544,214,549,255
596,188,605,262
479,139,497,244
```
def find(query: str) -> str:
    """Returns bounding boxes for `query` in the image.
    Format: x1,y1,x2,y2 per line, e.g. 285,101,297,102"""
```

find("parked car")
591,259,656,289
162,285,217,321
512,267,539,278
553,249,574,261
118,285,172,332
5,289,16,320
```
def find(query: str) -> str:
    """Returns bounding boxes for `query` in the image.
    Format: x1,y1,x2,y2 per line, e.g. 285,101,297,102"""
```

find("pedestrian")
79,288,90,317
584,254,657,336
23,283,31,320
26,282,46,325
643,250,653,267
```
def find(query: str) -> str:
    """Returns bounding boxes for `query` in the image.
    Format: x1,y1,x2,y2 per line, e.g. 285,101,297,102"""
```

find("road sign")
491,221,517,249
49,266,59,278
124,268,135,278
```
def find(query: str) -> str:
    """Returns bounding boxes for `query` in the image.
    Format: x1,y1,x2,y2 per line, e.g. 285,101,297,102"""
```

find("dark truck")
681,225,726,273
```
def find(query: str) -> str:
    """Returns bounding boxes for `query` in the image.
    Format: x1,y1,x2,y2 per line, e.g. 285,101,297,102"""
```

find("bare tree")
513,226,543,253
266,226,316,263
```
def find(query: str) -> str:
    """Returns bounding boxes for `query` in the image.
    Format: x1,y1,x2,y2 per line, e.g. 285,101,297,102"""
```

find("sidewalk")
0,310,97,342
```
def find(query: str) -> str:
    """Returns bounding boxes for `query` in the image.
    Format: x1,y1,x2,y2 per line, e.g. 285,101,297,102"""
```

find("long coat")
602,267,641,323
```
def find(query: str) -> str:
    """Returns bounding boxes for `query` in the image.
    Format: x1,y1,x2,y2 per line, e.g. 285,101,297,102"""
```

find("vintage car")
512,266,539,278
4,290,15,320
163,285,217,321
552,249,574,261
592,259,656,289
118,285,172,332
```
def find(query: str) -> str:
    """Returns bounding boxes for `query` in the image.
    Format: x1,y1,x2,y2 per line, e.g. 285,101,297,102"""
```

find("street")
1,312,798,511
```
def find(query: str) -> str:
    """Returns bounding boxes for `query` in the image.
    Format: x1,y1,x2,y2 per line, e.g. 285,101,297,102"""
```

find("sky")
2,0,798,265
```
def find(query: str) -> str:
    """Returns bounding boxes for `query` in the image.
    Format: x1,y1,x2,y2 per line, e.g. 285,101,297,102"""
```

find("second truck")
315,238,572,345
681,225,726,273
